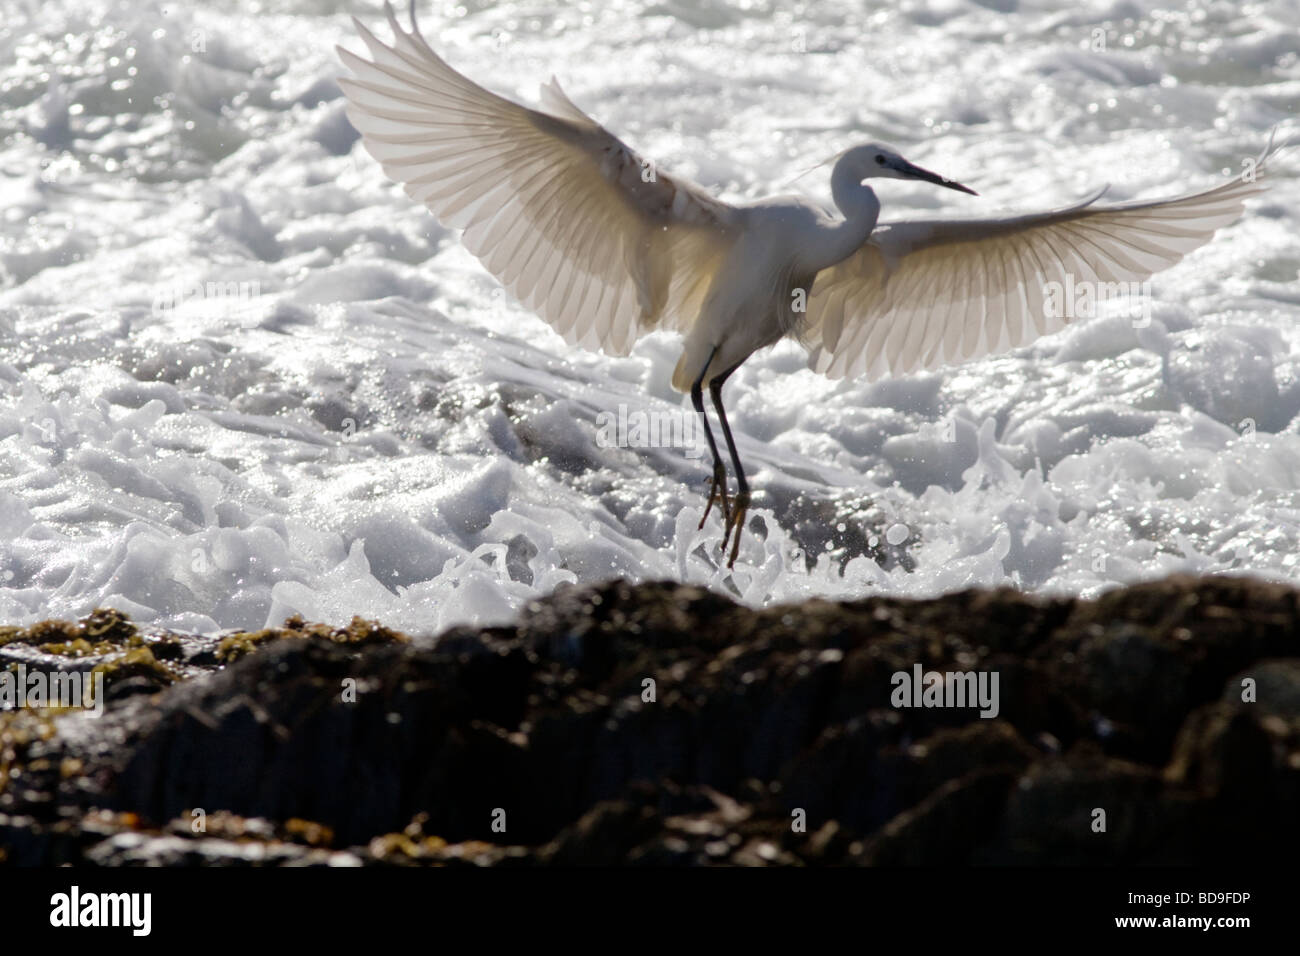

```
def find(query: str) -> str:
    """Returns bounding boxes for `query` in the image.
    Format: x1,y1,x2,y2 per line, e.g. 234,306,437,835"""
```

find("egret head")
843,142,977,195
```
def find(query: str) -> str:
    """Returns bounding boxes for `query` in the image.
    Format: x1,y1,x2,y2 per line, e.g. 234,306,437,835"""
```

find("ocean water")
1,0,1298,637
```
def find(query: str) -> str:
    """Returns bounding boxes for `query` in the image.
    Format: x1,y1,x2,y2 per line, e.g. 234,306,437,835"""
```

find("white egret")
338,2,1279,569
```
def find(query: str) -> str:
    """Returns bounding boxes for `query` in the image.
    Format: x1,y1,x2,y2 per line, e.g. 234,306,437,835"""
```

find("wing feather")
338,2,738,356
806,144,1280,380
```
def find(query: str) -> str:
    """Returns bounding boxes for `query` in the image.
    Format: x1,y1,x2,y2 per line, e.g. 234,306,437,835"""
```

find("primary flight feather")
337,1,1277,569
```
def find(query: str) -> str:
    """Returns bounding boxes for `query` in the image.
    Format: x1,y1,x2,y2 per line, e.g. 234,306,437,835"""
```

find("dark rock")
0,573,1297,865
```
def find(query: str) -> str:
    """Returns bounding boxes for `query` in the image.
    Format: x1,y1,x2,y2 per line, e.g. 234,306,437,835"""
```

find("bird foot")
721,490,751,569
698,461,731,529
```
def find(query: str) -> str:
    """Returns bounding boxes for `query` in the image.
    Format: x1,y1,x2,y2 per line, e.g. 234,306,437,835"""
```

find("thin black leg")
691,347,729,527
710,364,750,568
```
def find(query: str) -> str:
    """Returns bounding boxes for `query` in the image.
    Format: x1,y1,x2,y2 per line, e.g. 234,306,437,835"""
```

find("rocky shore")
1,574,1296,865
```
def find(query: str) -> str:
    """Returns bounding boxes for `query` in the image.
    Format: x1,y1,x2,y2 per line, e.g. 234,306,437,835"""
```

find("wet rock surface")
1,574,1296,865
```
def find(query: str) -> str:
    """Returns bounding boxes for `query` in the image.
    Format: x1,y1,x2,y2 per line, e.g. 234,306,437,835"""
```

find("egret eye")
874,154,885,165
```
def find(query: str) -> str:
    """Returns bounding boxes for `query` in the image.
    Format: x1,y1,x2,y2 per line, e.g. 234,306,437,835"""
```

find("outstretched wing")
805,142,1281,381
337,3,737,355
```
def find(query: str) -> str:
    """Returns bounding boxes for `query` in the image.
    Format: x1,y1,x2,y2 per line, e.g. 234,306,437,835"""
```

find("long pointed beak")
902,160,978,196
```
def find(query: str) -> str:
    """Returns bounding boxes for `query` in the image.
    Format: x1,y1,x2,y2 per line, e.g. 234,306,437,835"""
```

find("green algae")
0,608,138,651
216,614,410,664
